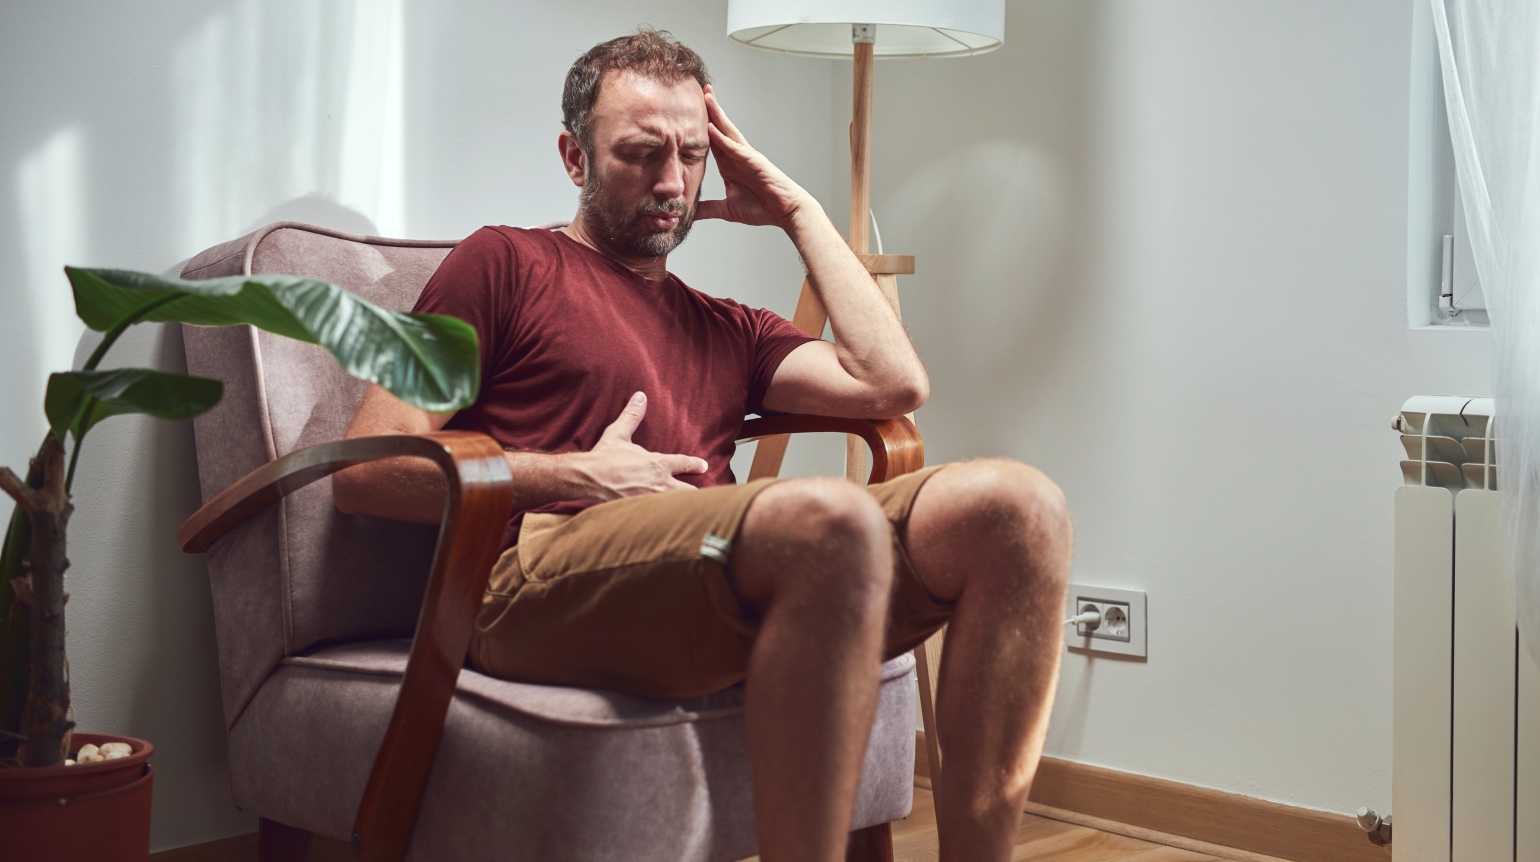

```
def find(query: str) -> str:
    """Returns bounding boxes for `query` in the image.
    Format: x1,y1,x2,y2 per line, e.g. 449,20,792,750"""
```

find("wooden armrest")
178,432,513,862
738,415,924,484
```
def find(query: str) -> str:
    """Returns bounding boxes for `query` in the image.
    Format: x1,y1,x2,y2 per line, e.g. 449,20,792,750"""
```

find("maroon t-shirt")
412,226,816,550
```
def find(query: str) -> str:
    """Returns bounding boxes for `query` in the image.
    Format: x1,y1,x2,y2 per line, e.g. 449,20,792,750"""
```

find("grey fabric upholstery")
234,642,915,861
180,223,916,860
182,225,456,724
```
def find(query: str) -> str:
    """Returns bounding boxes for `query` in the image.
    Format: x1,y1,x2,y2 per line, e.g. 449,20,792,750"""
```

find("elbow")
885,373,929,417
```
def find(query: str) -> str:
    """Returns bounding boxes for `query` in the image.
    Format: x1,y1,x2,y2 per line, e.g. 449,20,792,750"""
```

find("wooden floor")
743,788,1229,862
154,786,1230,862
904,788,1225,861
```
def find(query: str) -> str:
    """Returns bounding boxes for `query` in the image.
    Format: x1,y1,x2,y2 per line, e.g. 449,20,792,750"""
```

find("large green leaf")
45,369,224,443
67,267,479,413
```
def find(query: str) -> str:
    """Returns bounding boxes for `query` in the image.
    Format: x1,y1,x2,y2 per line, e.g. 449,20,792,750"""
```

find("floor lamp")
725,0,1005,791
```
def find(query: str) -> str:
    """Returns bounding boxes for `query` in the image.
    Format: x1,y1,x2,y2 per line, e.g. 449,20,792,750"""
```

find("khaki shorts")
470,465,952,698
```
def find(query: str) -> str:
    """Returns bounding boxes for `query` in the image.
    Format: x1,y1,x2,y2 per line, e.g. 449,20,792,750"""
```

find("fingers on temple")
704,88,746,143
708,127,757,172
706,123,742,156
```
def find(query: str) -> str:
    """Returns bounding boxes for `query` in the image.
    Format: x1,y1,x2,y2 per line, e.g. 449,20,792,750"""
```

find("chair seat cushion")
226,641,917,861
285,640,914,728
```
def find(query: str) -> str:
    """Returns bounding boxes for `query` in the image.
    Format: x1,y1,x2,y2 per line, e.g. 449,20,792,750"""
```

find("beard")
579,167,699,258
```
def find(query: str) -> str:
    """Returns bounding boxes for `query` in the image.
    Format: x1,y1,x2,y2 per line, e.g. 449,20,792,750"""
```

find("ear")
558,130,587,188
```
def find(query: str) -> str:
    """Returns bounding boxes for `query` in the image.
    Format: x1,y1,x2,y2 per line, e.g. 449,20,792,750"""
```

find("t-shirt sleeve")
746,307,819,414
411,227,516,387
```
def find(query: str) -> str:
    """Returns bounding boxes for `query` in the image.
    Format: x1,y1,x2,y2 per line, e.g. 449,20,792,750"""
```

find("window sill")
1410,323,1491,332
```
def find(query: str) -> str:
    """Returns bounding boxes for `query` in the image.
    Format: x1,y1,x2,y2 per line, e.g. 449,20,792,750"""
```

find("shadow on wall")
240,193,382,239
2,0,407,473
886,141,1079,453
172,0,405,253
868,0,1100,469
2,127,91,474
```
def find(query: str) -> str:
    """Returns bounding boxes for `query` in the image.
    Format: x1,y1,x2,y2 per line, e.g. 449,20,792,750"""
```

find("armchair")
176,223,924,861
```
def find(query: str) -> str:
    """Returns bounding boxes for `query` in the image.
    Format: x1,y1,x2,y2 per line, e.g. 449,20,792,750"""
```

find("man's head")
560,29,712,259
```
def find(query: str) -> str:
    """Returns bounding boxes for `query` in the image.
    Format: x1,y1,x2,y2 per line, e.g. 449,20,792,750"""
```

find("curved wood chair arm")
738,415,924,484
177,432,513,862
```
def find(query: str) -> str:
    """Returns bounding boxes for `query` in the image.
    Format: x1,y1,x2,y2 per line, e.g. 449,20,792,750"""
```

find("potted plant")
0,266,478,860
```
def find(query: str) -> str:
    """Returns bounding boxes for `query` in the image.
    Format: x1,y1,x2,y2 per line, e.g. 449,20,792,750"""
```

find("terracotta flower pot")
0,732,154,861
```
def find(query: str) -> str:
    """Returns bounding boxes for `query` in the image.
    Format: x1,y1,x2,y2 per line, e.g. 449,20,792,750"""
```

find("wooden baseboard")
915,731,1388,862
151,830,353,861
149,833,253,861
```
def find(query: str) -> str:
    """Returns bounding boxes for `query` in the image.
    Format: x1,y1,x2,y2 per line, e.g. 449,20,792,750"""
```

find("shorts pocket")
516,513,572,581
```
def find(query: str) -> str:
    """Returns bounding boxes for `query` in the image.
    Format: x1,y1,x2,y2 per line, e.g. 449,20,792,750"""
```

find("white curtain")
1432,0,1540,666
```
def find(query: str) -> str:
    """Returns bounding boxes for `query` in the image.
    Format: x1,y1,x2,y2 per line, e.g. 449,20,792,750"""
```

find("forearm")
332,455,451,523
499,449,604,511
334,387,707,521
334,446,608,524
786,206,927,400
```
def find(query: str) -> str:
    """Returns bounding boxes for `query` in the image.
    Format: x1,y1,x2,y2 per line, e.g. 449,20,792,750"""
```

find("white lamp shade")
727,0,1004,59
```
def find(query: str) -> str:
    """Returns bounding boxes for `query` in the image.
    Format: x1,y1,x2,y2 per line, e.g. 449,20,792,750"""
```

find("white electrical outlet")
1065,584,1146,658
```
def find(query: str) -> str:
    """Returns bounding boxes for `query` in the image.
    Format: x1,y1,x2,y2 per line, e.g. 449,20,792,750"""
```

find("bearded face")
579,155,700,258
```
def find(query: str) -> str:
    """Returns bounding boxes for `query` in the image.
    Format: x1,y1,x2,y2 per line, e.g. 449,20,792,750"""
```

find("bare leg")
730,478,894,862
904,459,1073,862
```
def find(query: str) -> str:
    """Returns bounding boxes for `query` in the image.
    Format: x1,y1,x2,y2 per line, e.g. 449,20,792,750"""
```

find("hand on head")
696,85,818,229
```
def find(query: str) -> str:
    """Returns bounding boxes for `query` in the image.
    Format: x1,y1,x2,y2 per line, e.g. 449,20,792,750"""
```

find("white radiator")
1394,396,1540,861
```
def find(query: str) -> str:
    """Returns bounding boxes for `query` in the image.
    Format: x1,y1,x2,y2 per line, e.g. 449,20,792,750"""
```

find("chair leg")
845,822,895,862
258,817,312,862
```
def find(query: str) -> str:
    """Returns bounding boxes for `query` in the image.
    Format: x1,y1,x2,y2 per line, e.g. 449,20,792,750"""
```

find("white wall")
0,0,1499,850
0,0,832,851
842,0,1491,815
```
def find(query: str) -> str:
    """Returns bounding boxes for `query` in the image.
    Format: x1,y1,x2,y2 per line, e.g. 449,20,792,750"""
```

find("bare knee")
956,459,1072,550
733,478,893,615
910,459,1073,600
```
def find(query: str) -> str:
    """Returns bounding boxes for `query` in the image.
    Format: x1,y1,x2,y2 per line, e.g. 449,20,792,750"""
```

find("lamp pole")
849,29,875,256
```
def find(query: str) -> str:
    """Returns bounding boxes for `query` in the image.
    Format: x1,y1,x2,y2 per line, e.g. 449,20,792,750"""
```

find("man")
334,29,1072,862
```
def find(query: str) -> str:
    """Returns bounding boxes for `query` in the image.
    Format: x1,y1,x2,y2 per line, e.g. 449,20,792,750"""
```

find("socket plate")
1065,584,1147,658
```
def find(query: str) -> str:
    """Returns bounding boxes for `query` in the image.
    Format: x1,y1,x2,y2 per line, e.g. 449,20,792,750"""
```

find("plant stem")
17,435,72,767
82,293,183,372
64,399,96,494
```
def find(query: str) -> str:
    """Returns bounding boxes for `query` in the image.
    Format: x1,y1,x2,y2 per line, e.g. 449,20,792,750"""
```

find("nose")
653,154,687,200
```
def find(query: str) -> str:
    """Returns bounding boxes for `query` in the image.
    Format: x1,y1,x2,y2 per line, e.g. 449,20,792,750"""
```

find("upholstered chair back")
180,223,459,726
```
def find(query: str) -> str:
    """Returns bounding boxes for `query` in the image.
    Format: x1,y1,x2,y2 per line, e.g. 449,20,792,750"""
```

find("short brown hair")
562,27,712,152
